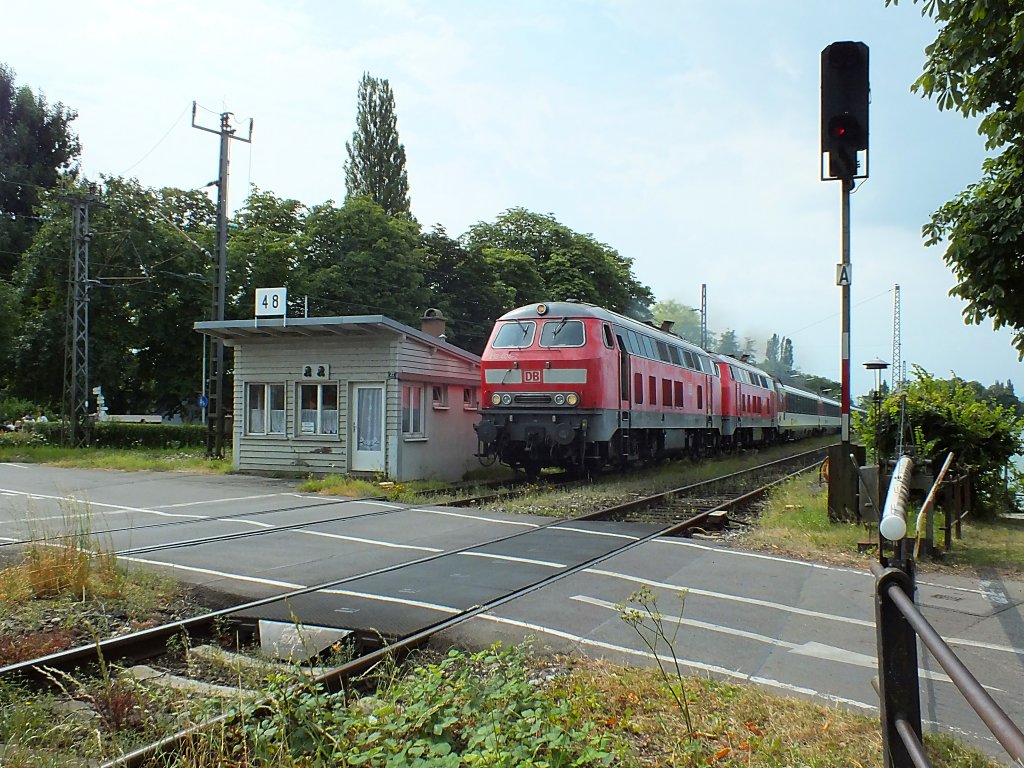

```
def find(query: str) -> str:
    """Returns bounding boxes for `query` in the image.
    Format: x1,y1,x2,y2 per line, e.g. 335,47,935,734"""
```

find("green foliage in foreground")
856,367,1023,518
237,643,622,767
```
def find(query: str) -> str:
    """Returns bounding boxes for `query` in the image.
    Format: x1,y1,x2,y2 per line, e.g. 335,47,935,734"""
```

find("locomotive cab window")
492,321,536,348
602,323,614,348
539,319,585,347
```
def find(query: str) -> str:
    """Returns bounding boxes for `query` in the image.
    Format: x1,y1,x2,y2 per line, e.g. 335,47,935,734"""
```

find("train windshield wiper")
550,318,568,338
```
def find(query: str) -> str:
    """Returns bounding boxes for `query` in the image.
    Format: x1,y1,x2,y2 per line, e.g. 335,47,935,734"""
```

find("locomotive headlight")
501,393,513,405
553,393,566,406
490,393,502,406
566,392,580,406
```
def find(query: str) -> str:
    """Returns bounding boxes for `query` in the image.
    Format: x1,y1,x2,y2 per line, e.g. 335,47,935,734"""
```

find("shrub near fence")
28,422,210,449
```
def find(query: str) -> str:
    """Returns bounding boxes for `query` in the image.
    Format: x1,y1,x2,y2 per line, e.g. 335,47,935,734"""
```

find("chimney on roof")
660,320,675,333
421,308,447,340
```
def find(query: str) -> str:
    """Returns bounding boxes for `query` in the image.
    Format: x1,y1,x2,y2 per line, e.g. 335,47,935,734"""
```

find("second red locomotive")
474,301,840,475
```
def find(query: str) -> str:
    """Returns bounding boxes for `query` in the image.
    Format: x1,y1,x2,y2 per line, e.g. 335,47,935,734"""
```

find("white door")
351,383,385,472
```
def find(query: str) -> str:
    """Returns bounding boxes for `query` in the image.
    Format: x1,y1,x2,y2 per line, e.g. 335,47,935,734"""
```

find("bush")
26,421,210,449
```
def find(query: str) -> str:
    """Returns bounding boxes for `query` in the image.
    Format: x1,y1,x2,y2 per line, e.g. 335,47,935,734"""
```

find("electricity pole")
192,103,253,459
61,184,104,448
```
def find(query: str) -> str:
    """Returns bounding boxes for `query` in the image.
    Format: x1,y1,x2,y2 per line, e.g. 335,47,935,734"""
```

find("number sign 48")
255,287,287,317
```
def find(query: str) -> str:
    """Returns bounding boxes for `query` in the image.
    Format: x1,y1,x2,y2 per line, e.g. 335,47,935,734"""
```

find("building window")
298,383,338,435
463,387,479,410
247,383,285,435
402,383,425,436
432,384,449,409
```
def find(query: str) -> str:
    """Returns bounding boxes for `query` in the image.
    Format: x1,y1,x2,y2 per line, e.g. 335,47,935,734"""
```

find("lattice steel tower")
61,186,103,448
891,284,902,391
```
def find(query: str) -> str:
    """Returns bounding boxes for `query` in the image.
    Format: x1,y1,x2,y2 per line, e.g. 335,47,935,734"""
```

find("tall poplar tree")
343,73,411,216
0,63,81,276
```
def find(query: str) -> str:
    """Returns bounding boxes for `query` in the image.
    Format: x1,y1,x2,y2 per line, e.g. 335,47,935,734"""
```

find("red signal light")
828,115,861,144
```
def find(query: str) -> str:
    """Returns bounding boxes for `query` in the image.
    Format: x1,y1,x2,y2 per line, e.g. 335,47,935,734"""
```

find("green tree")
463,208,652,315
228,186,307,319
11,177,215,416
718,329,741,357
891,1,1024,357
0,63,81,277
983,379,1023,417
650,299,705,345
780,337,794,372
420,227,513,354
764,334,795,378
856,365,1024,516
343,72,411,216
297,196,428,326
795,374,841,396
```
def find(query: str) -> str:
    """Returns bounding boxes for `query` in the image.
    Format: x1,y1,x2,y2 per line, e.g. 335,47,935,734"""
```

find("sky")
6,0,1022,398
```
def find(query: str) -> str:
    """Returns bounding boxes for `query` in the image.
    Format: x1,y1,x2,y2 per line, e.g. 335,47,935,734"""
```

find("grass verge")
740,475,1024,576
0,444,232,473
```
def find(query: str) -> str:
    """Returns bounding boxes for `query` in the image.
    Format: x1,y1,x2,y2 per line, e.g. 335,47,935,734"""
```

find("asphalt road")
1,462,1021,762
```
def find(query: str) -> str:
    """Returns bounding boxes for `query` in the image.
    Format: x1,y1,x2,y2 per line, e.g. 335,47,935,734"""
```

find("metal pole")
209,112,232,459
841,177,852,445
193,105,253,459
874,563,923,768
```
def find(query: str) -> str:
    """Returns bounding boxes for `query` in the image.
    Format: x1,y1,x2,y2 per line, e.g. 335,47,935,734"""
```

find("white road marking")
229,519,276,529
153,493,289,509
655,538,866,574
297,529,441,552
460,551,565,568
553,526,640,540
320,588,459,614
659,539,1015,603
585,567,875,627
478,612,877,711
118,556,305,589
573,595,960,685
0,487,208,520
350,500,403,510
413,508,542,527
0,463,30,469
0,536,19,542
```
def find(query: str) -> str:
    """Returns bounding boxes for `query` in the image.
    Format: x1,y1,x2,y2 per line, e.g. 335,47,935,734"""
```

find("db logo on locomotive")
524,370,541,383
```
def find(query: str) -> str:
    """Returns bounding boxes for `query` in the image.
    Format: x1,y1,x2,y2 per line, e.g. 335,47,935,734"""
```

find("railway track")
0,446,828,766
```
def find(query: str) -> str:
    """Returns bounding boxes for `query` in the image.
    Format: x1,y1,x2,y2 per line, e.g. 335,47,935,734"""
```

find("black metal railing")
873,559,1024,767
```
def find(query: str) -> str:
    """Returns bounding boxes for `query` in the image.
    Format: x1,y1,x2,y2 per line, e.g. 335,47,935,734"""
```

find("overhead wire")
118,103,192,176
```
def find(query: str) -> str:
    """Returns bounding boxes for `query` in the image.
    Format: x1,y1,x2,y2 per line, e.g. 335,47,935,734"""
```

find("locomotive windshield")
492,321,536,348
539,319,585,347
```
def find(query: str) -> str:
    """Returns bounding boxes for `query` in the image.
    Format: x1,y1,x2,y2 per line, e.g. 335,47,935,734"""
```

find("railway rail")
0,447,827,767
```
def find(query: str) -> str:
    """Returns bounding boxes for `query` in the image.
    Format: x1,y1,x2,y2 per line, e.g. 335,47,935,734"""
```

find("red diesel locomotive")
474,301,840,474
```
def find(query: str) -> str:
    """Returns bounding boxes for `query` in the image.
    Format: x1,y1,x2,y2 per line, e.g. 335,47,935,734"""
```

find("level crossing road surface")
1,463,1022,761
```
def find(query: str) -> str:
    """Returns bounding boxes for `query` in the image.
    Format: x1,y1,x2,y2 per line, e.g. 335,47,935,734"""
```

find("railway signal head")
821,41,869,180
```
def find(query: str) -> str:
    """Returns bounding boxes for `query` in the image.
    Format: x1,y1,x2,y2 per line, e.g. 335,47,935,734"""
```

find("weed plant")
166,642,625,767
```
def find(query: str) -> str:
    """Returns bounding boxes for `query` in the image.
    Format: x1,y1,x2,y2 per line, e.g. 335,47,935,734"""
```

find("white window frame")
246,383,285,435
297,382,339,436
402,383,426,438
431,384,449,410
